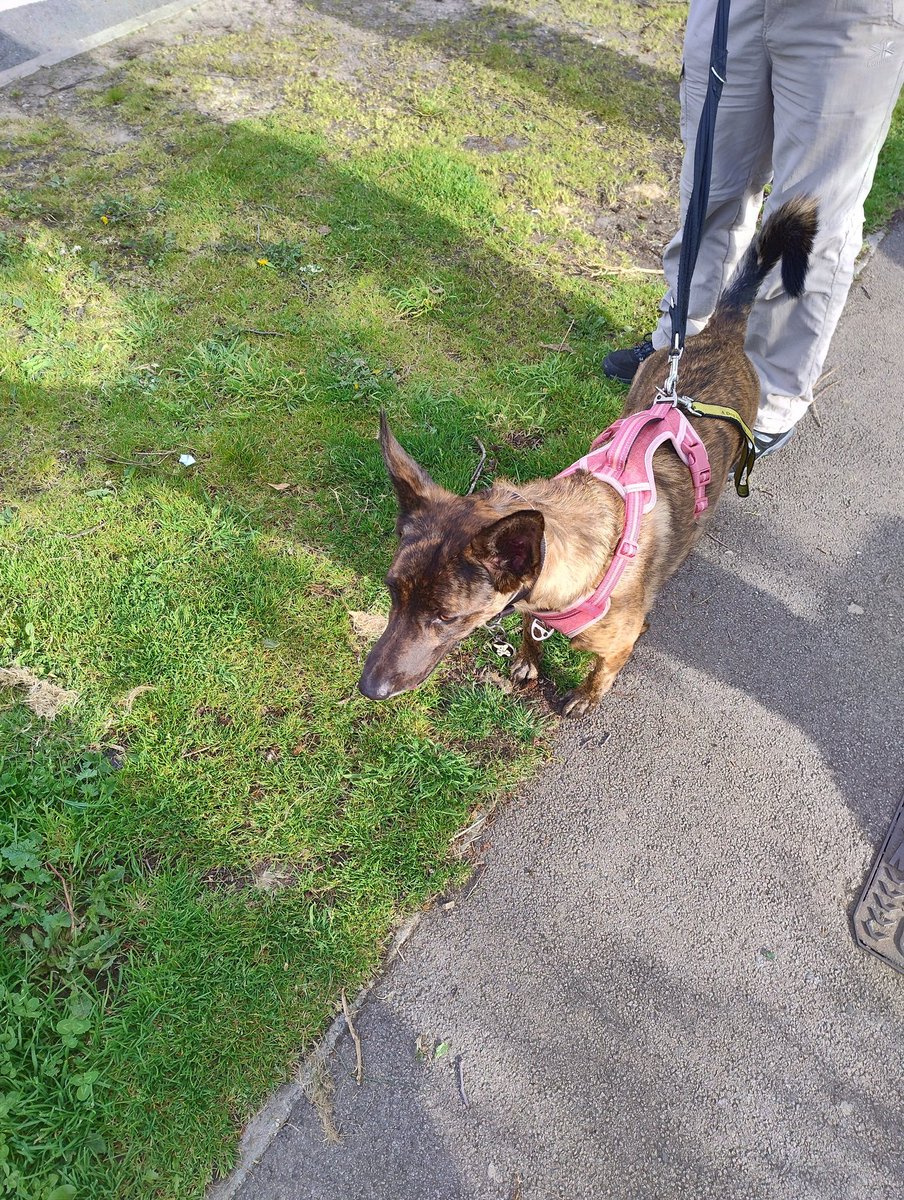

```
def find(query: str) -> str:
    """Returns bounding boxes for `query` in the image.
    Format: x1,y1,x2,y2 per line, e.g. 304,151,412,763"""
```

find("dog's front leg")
561,606,648,717
510,613,544,684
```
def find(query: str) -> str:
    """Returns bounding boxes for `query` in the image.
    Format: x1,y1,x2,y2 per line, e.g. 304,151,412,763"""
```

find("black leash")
665,0,731,389
660,0,756,498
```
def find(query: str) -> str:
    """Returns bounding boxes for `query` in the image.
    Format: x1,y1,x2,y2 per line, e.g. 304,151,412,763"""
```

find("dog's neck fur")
488,474,623,612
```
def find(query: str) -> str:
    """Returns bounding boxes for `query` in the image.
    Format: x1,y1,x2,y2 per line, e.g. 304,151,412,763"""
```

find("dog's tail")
714,195,818,321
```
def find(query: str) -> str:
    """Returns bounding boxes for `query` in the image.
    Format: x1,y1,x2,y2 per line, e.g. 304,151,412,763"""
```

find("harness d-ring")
530,618,555,643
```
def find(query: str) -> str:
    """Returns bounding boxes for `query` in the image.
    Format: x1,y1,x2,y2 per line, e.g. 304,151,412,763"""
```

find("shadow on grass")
3,114,649,582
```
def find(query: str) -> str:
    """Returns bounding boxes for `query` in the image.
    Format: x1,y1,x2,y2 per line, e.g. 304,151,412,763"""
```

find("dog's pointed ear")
469,509,545,593
379,411,437,518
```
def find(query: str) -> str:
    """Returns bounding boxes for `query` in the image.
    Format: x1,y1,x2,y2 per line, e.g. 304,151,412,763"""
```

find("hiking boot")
753,427,796,458
602,338,656,384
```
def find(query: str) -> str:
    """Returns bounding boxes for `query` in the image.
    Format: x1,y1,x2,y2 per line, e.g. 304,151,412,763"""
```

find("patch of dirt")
102,744,127,770
193,77,285,123
0,666,78,720
262,705,289,723
57,448,89,472
461,134,529,154
501,430,545,450
474,666,514,694
201,858,306,893
195,704,233,725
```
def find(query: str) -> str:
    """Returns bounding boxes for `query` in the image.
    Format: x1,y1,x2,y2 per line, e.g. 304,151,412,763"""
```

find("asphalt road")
229,220,904,1200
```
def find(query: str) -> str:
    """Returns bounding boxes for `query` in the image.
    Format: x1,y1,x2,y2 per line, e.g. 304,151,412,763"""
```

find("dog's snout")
358,670,396,701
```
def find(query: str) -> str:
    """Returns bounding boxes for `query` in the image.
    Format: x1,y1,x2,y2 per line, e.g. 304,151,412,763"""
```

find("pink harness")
528,401,712,639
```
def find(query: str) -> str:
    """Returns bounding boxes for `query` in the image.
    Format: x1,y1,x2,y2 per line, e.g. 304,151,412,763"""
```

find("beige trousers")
652,0,904,433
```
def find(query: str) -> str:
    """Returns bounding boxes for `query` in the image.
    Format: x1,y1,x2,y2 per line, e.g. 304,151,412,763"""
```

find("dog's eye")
432,613,456,625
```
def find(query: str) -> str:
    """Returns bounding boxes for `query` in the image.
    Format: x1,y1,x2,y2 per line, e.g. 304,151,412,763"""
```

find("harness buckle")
618,538,639,559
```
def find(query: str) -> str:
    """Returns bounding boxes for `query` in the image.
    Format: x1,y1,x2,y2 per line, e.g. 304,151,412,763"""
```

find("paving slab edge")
0,0,204,89
206,911,424,1200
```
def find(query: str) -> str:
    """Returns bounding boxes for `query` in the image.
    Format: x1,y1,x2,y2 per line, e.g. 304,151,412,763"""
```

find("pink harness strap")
529,401,711,639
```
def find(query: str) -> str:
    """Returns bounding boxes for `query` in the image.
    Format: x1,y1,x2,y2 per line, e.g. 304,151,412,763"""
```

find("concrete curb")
0,0,203,90
206,911,424,1200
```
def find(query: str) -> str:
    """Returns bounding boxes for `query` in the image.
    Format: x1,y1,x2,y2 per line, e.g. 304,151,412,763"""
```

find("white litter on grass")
0,667,78,719
348,611,388,642
178,453,196,467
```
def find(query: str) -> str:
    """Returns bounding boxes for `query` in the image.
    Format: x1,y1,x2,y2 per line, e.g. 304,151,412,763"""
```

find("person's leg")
651,0,774,351
748,0,904,434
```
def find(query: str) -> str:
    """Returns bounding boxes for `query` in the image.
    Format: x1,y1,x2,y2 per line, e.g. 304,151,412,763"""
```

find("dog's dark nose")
358,671,394,701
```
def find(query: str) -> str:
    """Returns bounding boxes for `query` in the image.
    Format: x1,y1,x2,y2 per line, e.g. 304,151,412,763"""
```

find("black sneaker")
602,338,656,384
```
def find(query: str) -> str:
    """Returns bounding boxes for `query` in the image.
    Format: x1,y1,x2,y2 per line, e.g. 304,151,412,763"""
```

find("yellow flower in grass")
257,257,271,266
101,215,109,224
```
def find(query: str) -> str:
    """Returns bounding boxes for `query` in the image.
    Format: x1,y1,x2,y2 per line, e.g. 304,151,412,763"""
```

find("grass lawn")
0,1,901,1195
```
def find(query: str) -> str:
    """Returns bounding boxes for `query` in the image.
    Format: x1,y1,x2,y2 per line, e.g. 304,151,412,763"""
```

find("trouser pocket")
834,0,904,25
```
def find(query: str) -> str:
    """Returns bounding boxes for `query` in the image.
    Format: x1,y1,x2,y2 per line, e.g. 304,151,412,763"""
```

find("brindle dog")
359,197,817,715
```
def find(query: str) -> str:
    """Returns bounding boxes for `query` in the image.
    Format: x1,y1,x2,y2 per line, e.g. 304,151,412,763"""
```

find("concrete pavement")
226,222,904,1199
0,0,199,84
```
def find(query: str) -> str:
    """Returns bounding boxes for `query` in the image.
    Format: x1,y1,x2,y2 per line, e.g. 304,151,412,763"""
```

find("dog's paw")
510,656,538,684
560,688,598,718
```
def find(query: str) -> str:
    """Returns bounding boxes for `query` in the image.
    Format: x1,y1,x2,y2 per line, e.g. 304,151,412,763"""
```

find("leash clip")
662,337,683,398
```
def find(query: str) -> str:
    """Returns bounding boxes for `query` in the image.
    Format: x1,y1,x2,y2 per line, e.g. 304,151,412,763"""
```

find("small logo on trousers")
869,40,896,66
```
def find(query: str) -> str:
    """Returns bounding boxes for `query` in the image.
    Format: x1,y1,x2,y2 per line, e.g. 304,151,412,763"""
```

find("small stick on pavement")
509,1173,524,1200
810,402,823,429
453,1054,470,1108
341,990,364,1085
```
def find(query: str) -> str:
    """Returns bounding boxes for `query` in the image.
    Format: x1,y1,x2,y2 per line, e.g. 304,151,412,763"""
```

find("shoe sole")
853,789,904,975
